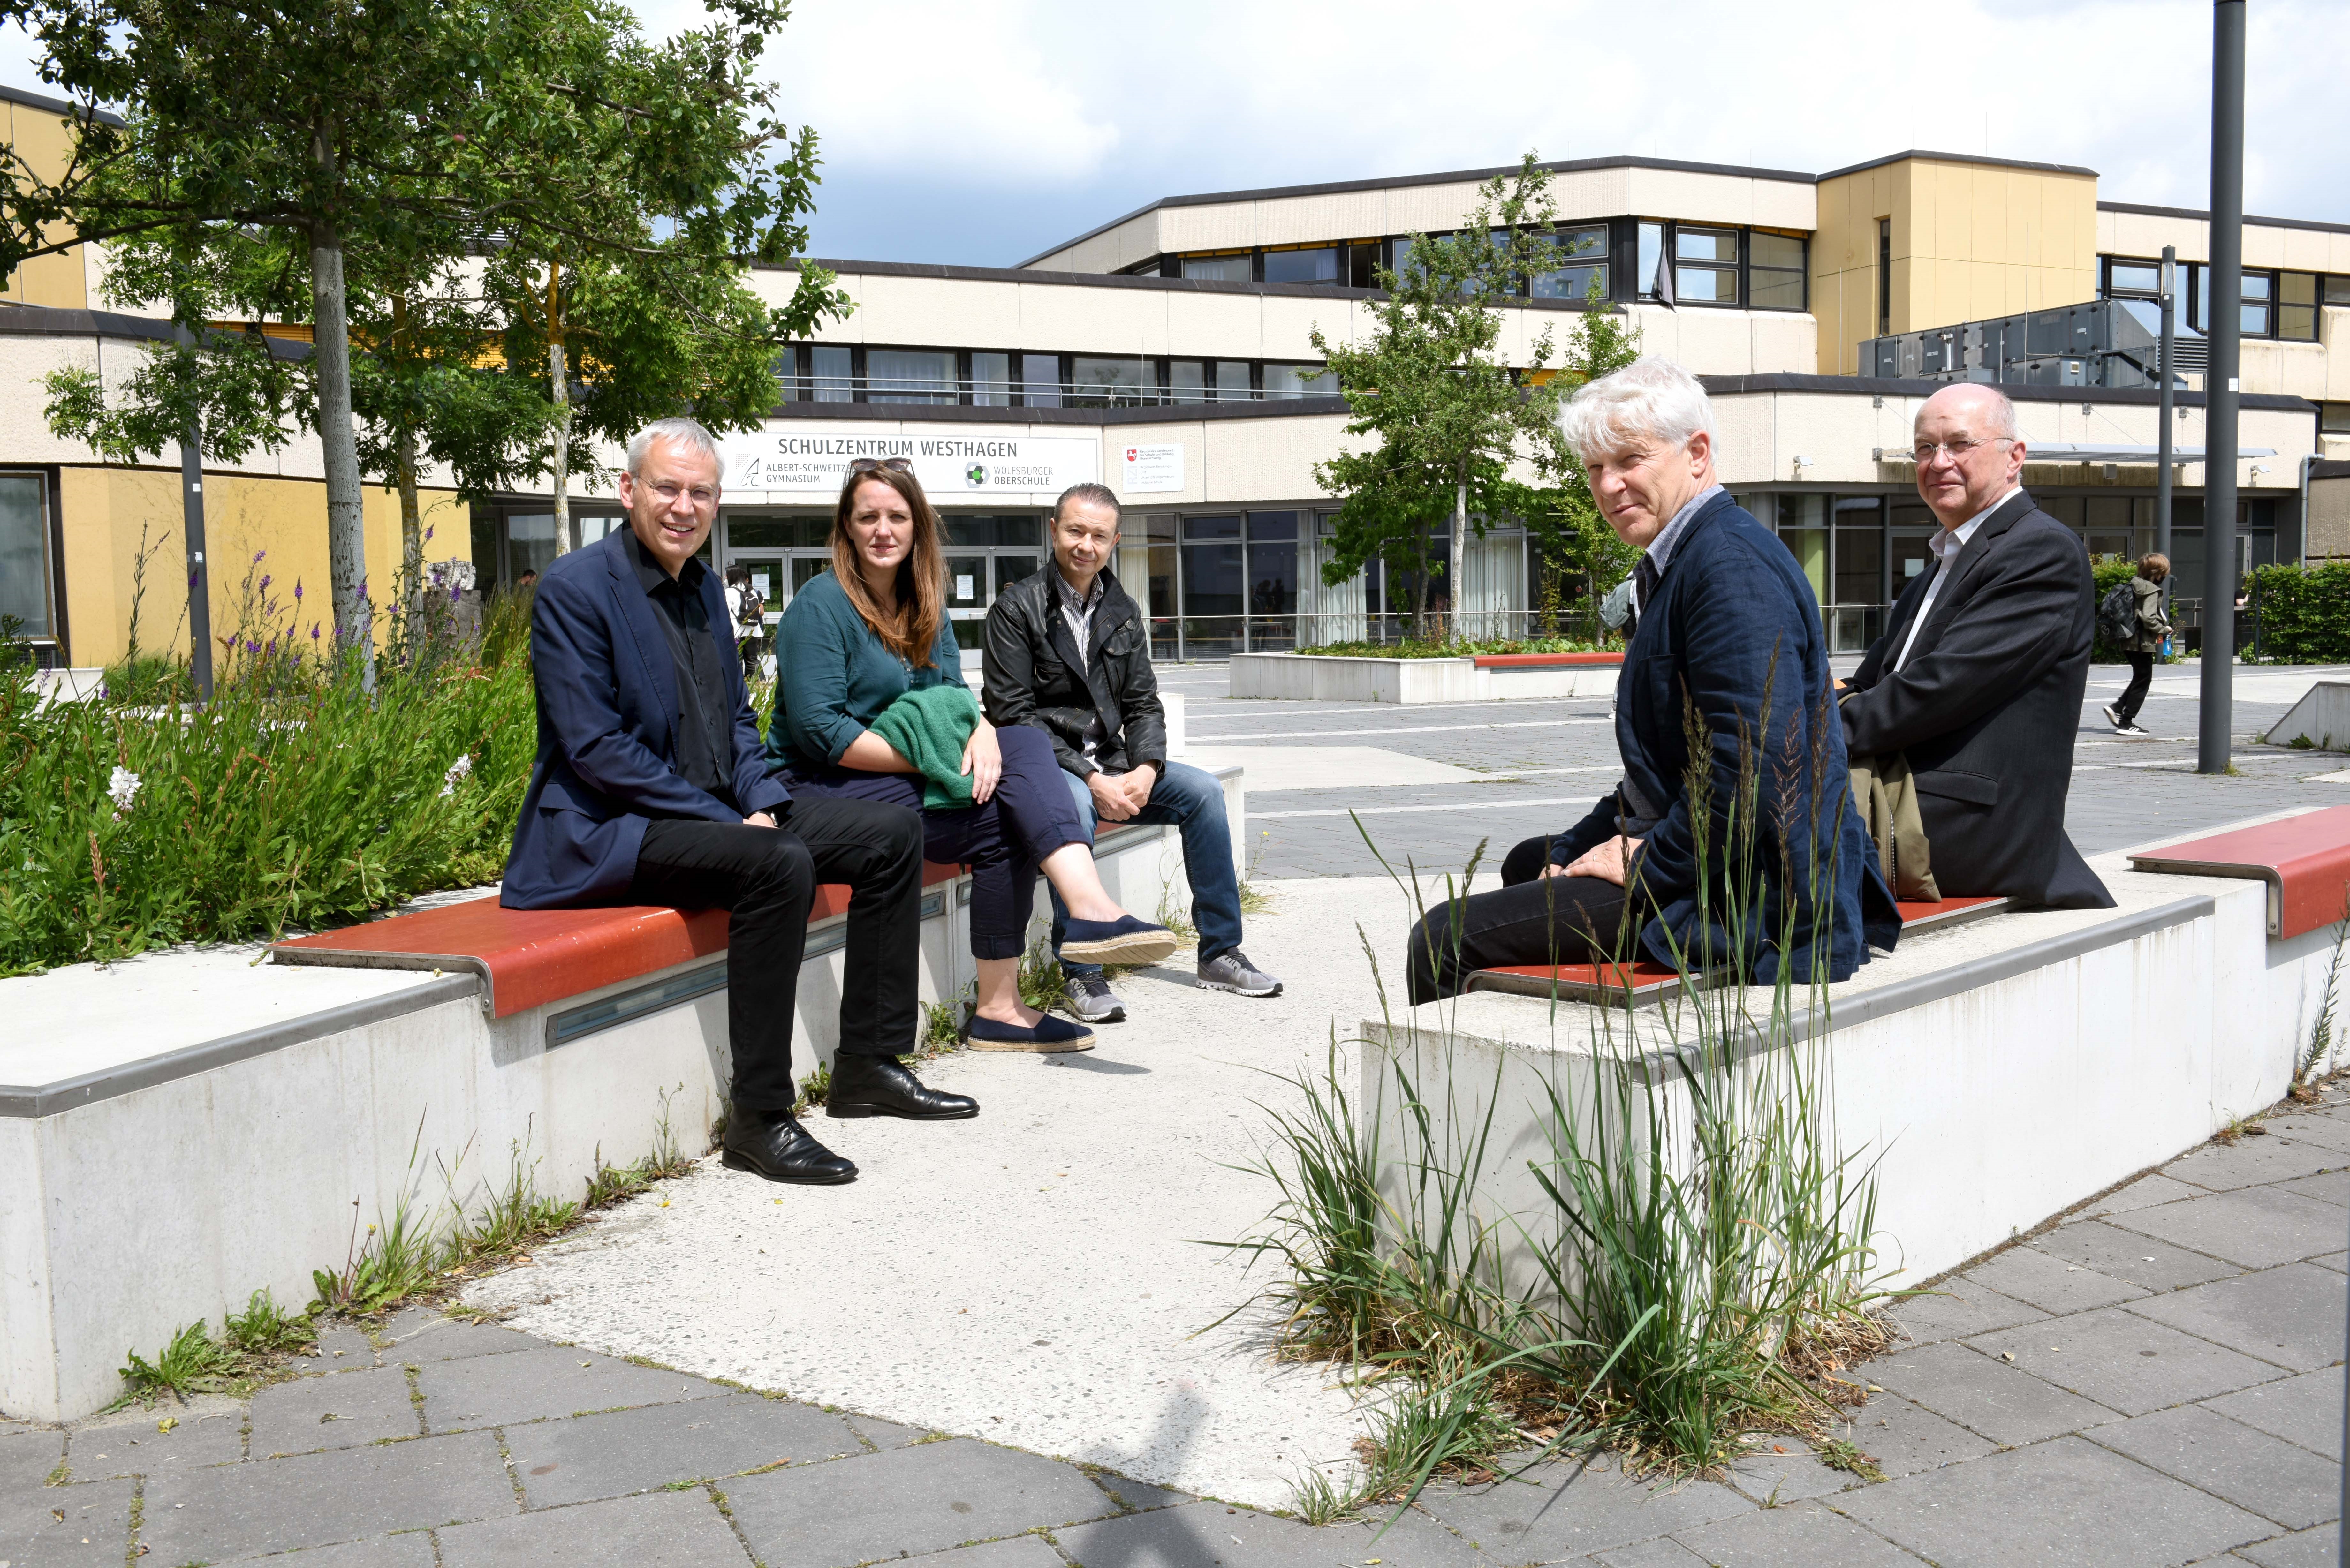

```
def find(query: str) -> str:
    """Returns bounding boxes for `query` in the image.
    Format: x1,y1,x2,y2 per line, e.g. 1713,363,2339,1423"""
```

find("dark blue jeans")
1051,760,1242,974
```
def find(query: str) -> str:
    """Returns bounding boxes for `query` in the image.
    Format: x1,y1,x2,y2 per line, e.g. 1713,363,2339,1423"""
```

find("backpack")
2096,582,2139,646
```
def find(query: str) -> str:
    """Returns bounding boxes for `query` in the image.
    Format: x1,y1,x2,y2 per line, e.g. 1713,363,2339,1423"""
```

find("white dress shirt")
1894,486,2019,672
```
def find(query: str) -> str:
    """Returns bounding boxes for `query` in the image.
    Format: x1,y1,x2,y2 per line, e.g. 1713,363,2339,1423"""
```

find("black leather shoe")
826,1054,979,1121
721,1105,858,1184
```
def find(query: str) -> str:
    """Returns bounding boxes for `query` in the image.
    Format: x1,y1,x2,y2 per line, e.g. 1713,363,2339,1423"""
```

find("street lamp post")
2156,245,2176,611
2198,0,2244,775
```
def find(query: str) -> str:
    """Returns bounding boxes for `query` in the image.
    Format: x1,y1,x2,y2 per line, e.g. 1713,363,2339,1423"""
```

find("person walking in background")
767,459,1179,1053
2104,553,2171,737
983,481,1280,1024
725,562,767,676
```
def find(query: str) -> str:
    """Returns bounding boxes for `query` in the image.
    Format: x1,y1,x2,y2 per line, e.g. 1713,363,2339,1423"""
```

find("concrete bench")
1459,894,2010,1007
1,771,1239,1423
1229,651,1624,703
2127,803,2350,939
1469,652,1626,670
1369,824,2346,1296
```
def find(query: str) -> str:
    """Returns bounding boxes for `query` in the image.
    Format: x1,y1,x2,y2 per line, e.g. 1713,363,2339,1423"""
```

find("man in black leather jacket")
983,483,1281,1021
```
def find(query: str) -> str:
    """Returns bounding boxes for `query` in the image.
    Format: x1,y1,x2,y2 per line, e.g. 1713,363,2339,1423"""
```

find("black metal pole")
2198,0,2243,775
174,321,214,702
2156,245,2176,612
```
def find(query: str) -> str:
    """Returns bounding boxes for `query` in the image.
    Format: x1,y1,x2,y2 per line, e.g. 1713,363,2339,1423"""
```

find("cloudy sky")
2,0,2340,268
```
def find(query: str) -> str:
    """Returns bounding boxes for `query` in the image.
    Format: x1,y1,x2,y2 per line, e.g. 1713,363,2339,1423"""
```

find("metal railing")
805,376,1337,410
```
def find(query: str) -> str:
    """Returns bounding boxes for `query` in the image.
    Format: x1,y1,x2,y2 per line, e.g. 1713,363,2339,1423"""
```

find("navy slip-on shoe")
966,1012,1097,1053
1059,915,1180,968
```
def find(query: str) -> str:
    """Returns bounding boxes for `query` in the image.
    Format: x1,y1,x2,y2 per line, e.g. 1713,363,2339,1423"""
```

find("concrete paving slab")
1666,1498,1929,1565
1827,1391,1998,1480
845,1411,931,1449
2107,1187,2350,1270
67,1396,246,1475
2126,1264,2348,1372
0,1477,132,1565
312,1319,381,1366
2202,1368,2346,1461
1862,1341,2118,1444
0,1426,62,1492
503,1391,859,1508
416,1346,727,1432
1719,1440,1853,1505
1051,1499,1490,1567
2164,1137,2350,1192
901,1537,1068,1567
720,1437,1116,1568
1081,1467,1195,1512
220,1533,438,1567
1591,1539,1709,1567
2254,1114,2350,1154
1881,1277,2049,1347
2085,1404,2341,1531
434,1487,751,1567
1186,745,1485,791
1967,1245,2149,1313
2275,1169,2350,1207
136,1430,515,1562
2313,1251,2347,1273
380,1315,541,1365
1412,1454,1752,1562
2081,1173,2211,1218
1836,1435,2272,1568
248,1365,421,1456
1968,1307,2284,1415
2237,1522,2340,1567
2037,1219,2243,1292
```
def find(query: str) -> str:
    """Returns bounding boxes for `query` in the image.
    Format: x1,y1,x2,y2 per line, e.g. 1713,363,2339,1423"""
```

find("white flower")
107,766,141,813
439,755,473,798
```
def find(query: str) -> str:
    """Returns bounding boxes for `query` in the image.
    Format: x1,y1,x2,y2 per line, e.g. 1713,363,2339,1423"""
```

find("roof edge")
2097,200,2350,240
1816,148,2097,183
1697,372,2313,413
0,80,125,128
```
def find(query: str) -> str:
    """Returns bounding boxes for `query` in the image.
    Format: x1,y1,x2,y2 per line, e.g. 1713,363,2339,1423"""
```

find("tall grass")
0,579,536,974
1227,662,1891,1515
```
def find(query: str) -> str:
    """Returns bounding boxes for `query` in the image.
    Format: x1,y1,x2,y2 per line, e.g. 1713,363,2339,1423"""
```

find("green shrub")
2246,562,2350,663
0,590,536,974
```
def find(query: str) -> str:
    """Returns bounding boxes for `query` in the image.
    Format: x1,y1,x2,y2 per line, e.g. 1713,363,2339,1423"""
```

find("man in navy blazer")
1407,359,1896,1002
505,417,974,1187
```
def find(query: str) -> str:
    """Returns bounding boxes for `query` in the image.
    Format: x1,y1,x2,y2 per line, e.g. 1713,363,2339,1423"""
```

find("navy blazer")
1552,492,1898,981
501,530,790,909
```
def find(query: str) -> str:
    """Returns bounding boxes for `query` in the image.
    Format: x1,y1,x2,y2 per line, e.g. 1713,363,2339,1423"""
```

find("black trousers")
1405,834,1644,1005
784,724,1087,960
2116,652,2155,726
630,796,923,1112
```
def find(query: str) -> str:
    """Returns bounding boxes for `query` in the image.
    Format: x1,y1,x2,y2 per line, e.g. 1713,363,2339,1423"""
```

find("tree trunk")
1413,544,1432,642
548,263,571,557
1451,469,1468,645
308,222,371,685
392,296,422,615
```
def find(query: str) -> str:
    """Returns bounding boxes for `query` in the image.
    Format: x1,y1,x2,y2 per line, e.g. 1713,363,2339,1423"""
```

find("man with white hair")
504,417,974,1189
1837,382,2111,908
1405,358,1894,1001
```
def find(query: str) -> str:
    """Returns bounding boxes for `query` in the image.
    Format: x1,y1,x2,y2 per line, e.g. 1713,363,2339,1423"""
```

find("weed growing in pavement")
920,997,965,1052
792,1062,834,1115
1237,828,1276,915
1815,1435,1887,1483
1018,933,1075,1013
1221,669,1893,1522
224,1287,317,1356
2293,898,2350,1097
118,1320,239,1404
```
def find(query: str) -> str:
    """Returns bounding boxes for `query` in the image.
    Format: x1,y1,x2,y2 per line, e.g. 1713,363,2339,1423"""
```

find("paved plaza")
6,660,2348,1566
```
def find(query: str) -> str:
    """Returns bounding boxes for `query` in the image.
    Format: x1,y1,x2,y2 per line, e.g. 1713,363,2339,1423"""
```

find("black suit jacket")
1840,489,2112,909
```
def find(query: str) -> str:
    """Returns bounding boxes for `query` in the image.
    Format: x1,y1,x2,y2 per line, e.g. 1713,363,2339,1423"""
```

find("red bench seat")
2126,805,2350,939
1470,652,1626,669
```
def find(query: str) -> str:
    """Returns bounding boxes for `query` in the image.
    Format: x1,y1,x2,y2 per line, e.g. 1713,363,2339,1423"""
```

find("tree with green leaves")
4,0,847,672
1529,291,1644,636
1308,153,1604,643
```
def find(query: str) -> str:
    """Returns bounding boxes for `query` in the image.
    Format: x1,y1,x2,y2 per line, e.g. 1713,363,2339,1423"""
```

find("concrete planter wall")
1228,652,1624,704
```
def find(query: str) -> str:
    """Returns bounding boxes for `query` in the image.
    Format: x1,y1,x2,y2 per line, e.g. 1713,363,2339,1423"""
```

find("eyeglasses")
1912,437,2012,465
848,457,913,475
648,481,718,506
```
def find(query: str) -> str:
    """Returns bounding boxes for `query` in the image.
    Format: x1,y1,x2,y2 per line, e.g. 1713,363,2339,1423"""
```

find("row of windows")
2099,255,2348,343
1122,218,1810,313
774,344,1335,409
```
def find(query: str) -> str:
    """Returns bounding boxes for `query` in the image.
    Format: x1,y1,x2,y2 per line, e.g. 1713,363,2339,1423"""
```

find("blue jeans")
1051,759,1242,974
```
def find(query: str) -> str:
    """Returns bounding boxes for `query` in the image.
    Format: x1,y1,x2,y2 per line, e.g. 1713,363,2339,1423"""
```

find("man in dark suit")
1838,384,2112,909
503,417,975,1187
1406,358,1895,1002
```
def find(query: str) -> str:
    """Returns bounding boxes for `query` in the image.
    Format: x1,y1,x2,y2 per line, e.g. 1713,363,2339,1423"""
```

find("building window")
2239,271,2273,338
1528,223,1609,301
0,473,51,639
970,351,1012,406
774,345,800,402
1180,253,1249,283
1018,353,1061,408
1263,363,1336,399
1215,360,1252,400
1749,230,1807,310
2320,401,2350,435
1168,360,1207,404
1673,226,1740,305
1262,246,1339,285
809,344,853,403
866,348,956,404
2280,271,2320,342
1876,219,1892,337
2327,276,2350,307
2104,257,2164,298
1637,221,1666,301
1069,356,1152,407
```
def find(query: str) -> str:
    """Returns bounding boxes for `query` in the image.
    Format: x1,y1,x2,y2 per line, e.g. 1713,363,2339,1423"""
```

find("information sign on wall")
1120,442,1185,494
718,425,1100,499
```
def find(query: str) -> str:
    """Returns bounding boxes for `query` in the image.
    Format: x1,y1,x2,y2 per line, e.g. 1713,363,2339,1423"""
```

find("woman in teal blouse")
769,461,1176,1049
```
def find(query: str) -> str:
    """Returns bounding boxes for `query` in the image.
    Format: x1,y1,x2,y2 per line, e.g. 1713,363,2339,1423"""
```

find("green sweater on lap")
869,685,982,808
765,569,966,774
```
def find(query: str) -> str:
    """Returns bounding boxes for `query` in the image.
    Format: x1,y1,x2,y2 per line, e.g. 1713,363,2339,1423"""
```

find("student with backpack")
2101,554,2171,736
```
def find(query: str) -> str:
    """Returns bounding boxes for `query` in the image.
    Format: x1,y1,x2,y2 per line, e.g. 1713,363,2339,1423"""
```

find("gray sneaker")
1064,972,1127,1023
1198,949,1283,998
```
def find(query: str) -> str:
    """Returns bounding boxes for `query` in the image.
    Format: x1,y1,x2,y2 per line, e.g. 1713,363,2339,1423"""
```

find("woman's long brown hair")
831,467,946,667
